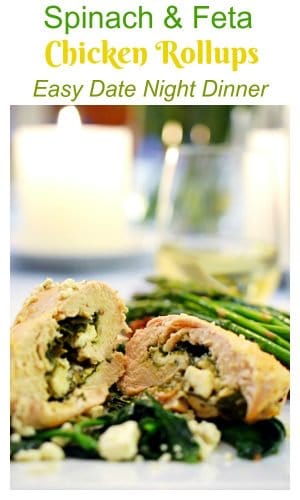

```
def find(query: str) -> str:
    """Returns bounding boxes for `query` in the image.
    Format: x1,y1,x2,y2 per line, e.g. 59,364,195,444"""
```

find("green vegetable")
216,418,286,459
11,429,99,459
84,396,200,462
127,277,290,366
46,314,98,362
176,341,209,358
11,396,287,462
216,392,247,420
58,314,97,336
134,397,199,462
11,437,45,458
11,396,199,463
116,343,126,354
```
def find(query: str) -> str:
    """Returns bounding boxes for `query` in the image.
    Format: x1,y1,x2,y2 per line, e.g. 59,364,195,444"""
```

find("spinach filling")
46,314,99,401
59,315,98,337
174,341,248,420
216,392,247,420
176,341,209,358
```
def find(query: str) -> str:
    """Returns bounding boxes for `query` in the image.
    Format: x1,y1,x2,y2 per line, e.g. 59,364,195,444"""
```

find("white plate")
10,404,289,490
10,229,157,272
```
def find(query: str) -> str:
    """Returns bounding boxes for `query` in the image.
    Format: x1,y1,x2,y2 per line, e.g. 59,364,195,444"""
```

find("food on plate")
127,276,290,366
10,276,289,464
120,314,289,423
10,393,286,463
10,278,128,434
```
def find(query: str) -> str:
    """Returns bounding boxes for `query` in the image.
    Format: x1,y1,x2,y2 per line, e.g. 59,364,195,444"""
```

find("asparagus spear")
189,295,290,350
127,298,289,365
147,276,290,322
132,289,289,346
213,300,289,328
127,277,290,366
261,324,290,339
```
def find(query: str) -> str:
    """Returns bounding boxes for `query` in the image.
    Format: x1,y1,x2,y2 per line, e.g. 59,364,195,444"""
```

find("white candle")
13,107,133,255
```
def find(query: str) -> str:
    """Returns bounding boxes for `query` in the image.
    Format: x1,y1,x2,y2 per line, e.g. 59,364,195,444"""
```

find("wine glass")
155,144,280,302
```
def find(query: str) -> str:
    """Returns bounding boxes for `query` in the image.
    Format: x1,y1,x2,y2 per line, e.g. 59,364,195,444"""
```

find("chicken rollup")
11,278,128,433
120,314,289,423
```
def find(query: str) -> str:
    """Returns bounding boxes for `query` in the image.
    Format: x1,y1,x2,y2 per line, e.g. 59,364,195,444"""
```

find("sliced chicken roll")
11,278,129,433
120,314,289,423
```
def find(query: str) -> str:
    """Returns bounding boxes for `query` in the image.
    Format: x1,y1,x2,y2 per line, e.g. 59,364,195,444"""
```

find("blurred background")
10,105,290,316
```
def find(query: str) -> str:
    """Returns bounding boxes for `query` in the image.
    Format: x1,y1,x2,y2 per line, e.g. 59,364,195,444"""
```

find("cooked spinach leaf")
46,314,97,361
133,397,199,462
11,428,99,460
58,314,97,336
176,341,209,358
11,397,286,463
105,387,133,411
116,343,126,354
80,396,199,462
217,392,247,420
11,396,199,463
10,437,43,458
216,417,286,459
62,445,99,459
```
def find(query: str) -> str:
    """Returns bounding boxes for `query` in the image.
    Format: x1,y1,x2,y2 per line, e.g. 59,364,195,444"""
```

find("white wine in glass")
156,238,279,302
156,145,280,302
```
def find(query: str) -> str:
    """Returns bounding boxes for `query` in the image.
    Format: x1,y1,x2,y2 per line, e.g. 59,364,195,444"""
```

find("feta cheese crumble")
184,365,214,399
14,442,65,462
98,420,141,461
188,420,221,460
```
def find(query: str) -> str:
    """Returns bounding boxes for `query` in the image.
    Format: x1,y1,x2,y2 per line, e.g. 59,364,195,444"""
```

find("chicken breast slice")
11,278,129,432
119,314,290,423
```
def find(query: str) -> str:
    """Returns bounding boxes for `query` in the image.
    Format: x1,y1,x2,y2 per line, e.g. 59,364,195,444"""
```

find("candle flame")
57,106,82,132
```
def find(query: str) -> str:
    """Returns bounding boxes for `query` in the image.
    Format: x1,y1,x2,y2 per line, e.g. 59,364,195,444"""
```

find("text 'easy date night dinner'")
33,79,270,102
